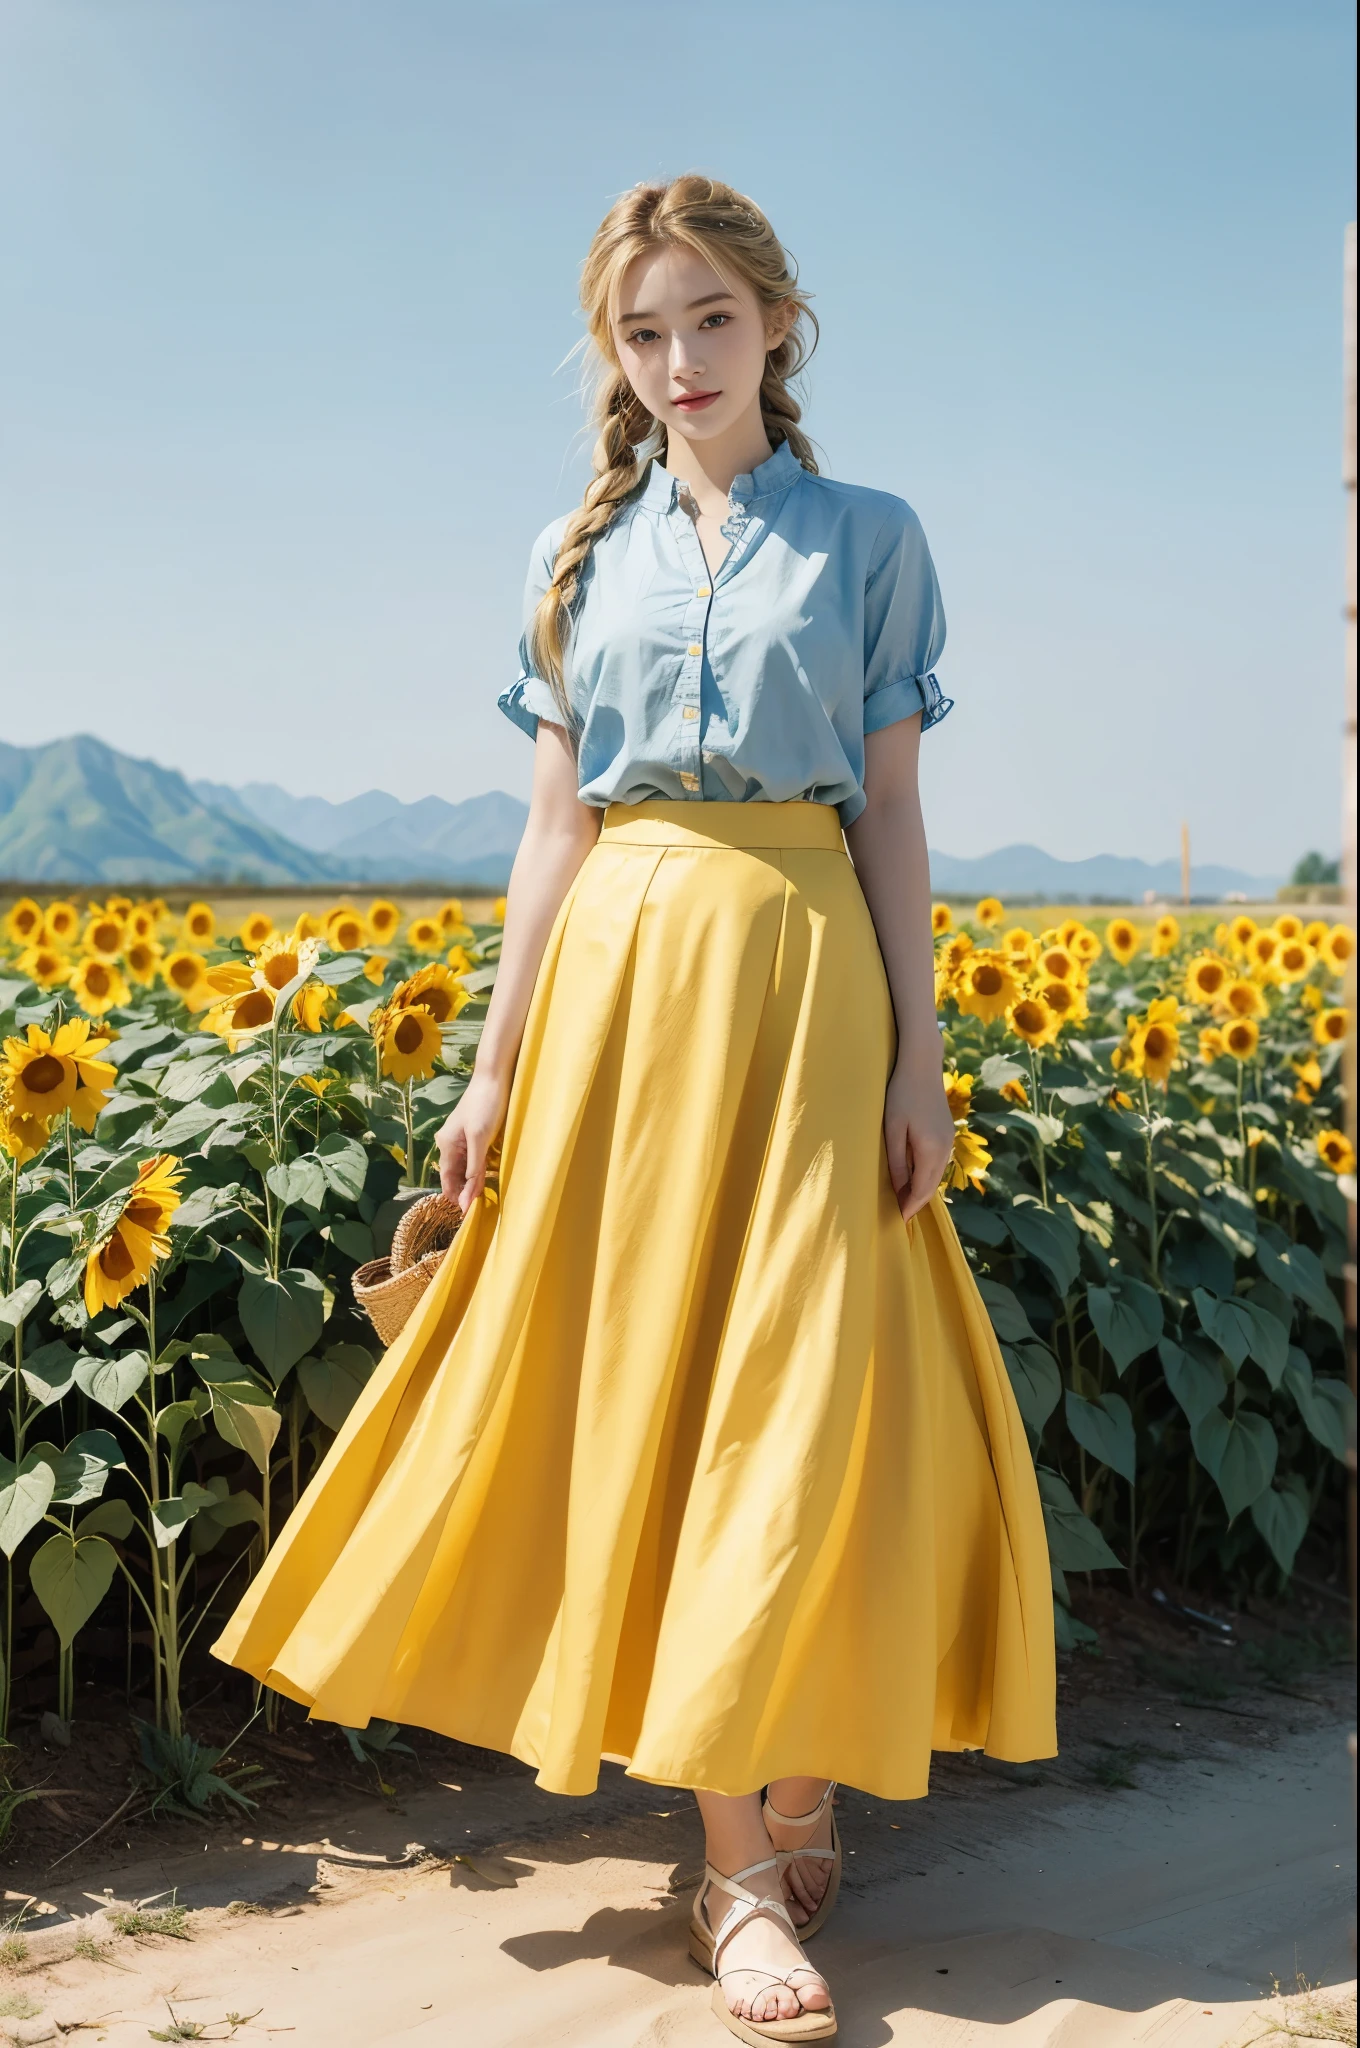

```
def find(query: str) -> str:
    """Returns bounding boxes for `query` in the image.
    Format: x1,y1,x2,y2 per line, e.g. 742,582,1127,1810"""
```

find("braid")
530,374,656,729
530,174,819,729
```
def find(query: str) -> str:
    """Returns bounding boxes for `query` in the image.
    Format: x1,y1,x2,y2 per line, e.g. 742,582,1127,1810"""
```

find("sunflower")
161,949,212,1010
123,938,162,987
127,905,160,943
1228,914,1258,954
1185,954,1231,1005
393,962,470,1025
82,911,125,960
69,957,130,1017
364,954,390,985
250,927,323,996
947,1124,992,1192
1037,977,1088,1028
4,898,44,946
1069,926,1103,967
1214,923,1232,950
1272,913,1304,941
368,900,402,943
1247,929,1280,976
1008,995,1059,1048
43,900,80,944
181,902,216,946
445,945,473,977
931,904,953,938
240,911,275,952
437,899,465,933
1057,919,1084,950
381,1004,443,1083
1303,919,1330,948
200,985,277,1047
0,1092,51,1164
492,897,508,923
404,916,442,954
1319,923,1355,976
63,1019,116,1133
1037,944,1080,985
1274,938,1315,983
1000,1076,1030,1107
1221,977,1267,1019
1301,983,1324,1011
1198,1025,1225,1063
1123,998,1186,1085
104,895,133,918
975,897,1004,930
294,912,327,940
1316,1128,1356,1175
292,983,333,1032
1151,914,1181,958
1222,1017,1259,1061
17,943,69,990
955,952,1020,1023
943,1070,974,1120
1314,1006,1350,1046
83,1154,185,1315
298,1073,336,1098
1292,1054,1322,1102
1002,926,1039,966
2,1025,78,1117
327,908,369,953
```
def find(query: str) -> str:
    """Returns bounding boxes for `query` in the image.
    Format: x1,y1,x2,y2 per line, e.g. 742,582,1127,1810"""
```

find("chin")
667,407,739,441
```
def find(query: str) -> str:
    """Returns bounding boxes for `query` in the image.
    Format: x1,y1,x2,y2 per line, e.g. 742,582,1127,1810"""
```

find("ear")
765,298,798,351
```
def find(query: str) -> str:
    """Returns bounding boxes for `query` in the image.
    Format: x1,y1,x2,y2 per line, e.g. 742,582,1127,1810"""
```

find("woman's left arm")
844,717,955,1222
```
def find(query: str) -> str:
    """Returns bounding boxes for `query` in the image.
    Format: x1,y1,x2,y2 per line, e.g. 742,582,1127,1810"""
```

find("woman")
213,175,1055,2045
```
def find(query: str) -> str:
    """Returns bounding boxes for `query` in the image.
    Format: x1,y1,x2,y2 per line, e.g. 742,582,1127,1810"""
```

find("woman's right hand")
435,1069,511,1214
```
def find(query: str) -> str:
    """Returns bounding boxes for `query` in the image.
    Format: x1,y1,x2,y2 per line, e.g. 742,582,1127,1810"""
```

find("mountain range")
1,736,1283,898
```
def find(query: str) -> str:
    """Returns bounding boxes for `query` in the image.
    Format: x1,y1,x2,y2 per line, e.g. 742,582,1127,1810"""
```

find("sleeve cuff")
863,669,954,736
498,673,566,738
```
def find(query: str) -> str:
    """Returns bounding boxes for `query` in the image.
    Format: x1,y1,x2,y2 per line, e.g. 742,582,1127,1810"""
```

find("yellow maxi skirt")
211,801,1056,1798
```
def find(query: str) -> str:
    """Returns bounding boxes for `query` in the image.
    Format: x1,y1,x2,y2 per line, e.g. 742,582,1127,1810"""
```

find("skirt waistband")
599,800,845,853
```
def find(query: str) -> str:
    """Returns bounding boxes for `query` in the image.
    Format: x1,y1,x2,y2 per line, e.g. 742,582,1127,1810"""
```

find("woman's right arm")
435,720,600,1211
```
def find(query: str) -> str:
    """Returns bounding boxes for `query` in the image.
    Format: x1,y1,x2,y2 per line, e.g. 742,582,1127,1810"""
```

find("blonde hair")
530,174,818,727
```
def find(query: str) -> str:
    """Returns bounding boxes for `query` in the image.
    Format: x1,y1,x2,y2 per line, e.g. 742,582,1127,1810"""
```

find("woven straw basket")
351,1192,462,1347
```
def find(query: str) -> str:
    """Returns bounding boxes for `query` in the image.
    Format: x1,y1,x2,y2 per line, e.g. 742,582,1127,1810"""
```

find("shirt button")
696,585,711,598
682,706,699,720
687,643,702,657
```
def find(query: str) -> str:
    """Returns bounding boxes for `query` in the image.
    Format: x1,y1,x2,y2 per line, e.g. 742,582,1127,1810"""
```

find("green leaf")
20,1339,79,1407
238,1269,326,1382
76,1496,135,1541
156,1395,209,1454
979,1053,1027,1091
1064,1390,1136,1484
298,1345,377,1431
73,1348,149,1415
0,1279,44,1340
1007,1205,1081,1296
330,1218,376,1264
1000,1342,1062,1434
1256,1237,1344,1336
1009,1109,1065,1147
190,1482,265,1555
1190,1408,1278,1520
1283,1351,1353,1462
1158,1336,1224,1426
267,1155,328,1212
1250,1480,1309,1576
208,1382,282,1473
170,1182,245,1232
1037,1469,1123,1572
150,1480,223,1547
1053,1598,1099,1651
31,1436,115,1507
1086,1280,1163,1373
313,952,369,985
313,1133,368,1204
1192,1290,1287,1383
28,1531,119,1649
951,1203,1009,1248
975,1277,1039,1344
1196,1198,1256,1262
0,1451,57,1557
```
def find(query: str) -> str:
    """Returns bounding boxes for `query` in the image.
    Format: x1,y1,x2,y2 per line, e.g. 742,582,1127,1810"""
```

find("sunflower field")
0,887,1353,1742
0,891,500,1742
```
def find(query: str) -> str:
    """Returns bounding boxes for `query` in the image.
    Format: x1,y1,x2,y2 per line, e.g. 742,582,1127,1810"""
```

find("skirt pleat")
211,801,1056,1797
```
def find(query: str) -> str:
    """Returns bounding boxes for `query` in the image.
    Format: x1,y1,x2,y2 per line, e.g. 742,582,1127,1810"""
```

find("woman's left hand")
883,1054,954,1223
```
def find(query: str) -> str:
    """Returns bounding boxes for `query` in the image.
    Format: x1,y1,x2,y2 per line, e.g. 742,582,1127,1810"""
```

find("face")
613,244,791,446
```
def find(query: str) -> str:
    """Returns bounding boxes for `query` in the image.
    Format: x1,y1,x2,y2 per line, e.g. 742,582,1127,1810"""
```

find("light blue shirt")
498,439,950,827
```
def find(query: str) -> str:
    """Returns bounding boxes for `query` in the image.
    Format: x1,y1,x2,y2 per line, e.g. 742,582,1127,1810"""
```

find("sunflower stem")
1141,1078,1160,1286
64,1112,76,1209
1234,1061,1248,1187
402,1082,417,1184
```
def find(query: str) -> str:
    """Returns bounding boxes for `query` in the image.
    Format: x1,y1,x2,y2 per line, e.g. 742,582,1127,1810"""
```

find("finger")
900,1147,948,1222
883,1118,911,1195
458,1126,488,1217
438,1130,466,1203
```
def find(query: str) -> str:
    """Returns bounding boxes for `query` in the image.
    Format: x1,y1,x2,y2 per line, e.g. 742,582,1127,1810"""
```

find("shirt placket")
667,503,717,796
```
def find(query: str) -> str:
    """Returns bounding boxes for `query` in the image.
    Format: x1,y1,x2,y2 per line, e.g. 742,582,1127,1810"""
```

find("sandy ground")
4,1706,1354,2048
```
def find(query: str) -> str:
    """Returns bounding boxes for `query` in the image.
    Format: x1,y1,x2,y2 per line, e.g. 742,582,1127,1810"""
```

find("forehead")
616,241,746,316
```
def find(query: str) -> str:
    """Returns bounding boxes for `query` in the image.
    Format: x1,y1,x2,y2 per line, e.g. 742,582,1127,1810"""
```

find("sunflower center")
233,989,275,1029
85,964,110,995
974,965,1004,997
22,1054,66,1096
262,953,300,990
413,990,454,1023
393,1013,426,1055
170,959,197,988
98,1231,137,1281
1144,1028,1168,1061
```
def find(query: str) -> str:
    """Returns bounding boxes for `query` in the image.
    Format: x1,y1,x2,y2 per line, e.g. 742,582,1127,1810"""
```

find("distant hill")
192,781,529,885
0,737,335,885
927,842,1280,901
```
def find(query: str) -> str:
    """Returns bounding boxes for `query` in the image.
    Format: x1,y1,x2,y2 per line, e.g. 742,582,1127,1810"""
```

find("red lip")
673,391,721,411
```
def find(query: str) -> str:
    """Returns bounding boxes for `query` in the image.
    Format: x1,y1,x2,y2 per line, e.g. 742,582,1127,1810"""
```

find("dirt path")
6,1692,1354,2047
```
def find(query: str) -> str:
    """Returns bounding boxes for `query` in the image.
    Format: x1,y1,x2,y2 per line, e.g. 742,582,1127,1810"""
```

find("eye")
625,326,660,346
699,312,732,329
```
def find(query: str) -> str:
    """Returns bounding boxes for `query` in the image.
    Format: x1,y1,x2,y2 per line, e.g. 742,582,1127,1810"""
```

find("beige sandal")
689,1854,838,2043
762,1782,842,1941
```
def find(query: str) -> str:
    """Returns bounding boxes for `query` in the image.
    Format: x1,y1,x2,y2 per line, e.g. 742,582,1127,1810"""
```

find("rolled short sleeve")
861,502,951,736
497,519,571,737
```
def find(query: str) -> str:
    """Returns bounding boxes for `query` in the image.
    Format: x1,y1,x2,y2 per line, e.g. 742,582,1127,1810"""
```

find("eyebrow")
617,290,738,322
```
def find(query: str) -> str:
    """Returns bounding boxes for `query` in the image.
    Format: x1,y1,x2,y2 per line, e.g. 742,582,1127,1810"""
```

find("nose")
668,333,706,381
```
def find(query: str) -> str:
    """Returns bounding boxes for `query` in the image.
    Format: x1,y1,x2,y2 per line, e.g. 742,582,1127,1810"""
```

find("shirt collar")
638,437,803,515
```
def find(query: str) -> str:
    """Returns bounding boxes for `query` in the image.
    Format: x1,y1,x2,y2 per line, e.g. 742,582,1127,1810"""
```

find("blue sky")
1,0,1354,873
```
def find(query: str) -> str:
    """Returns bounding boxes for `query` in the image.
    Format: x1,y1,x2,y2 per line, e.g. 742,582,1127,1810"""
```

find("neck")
662,397,774,504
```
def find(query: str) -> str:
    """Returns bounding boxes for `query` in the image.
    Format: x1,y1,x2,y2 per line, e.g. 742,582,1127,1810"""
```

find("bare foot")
764,1778,835,1927
704,1875,832,2027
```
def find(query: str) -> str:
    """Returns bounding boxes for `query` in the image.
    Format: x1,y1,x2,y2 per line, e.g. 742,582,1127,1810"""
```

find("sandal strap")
761,1780,838,1831
695,1855,799,1979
